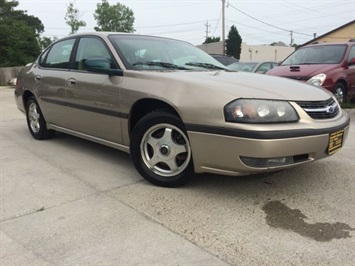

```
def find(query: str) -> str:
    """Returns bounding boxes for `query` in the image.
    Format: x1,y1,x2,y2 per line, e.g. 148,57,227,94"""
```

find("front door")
63,36,123,144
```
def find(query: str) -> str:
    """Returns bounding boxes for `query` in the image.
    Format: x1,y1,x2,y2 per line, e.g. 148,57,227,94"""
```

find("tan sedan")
14,32,350,187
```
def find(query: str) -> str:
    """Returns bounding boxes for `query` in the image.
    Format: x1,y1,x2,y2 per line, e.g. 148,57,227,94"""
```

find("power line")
136,20,208,29
212,9,222,36
228,3,313,37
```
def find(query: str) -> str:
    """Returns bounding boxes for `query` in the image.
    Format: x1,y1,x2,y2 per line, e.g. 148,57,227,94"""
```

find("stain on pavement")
262,200,354,242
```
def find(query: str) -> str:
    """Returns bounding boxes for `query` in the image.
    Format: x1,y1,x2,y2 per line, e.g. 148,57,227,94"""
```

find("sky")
16,0,355,46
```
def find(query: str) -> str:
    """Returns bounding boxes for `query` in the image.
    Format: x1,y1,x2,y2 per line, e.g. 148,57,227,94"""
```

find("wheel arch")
128,98,182,135
23,90,35,107
334,78,348,90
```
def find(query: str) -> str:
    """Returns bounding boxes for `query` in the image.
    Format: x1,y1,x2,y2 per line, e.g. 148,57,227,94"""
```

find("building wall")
313,23,355,43
197,42,295,62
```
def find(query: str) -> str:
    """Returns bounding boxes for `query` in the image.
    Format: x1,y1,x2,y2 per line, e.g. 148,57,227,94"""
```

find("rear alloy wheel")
130,111,194,187
333,83,347,103
25,96,54,140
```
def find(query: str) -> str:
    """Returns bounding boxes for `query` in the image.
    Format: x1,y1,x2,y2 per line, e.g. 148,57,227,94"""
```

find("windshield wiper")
133,61,190,70
185,62,227,70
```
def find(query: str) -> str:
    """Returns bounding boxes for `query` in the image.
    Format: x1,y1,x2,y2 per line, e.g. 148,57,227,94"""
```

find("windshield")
228,62,258,72
109,35,227,71
281,44,347,65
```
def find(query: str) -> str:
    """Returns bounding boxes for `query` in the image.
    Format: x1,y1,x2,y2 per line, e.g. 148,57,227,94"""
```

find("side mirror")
85,58,123,76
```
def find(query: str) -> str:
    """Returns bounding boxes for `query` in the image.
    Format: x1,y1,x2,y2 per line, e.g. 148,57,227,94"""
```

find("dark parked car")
267,41,355,103
228,61,278,73
14,32,350,187
210,54,239,66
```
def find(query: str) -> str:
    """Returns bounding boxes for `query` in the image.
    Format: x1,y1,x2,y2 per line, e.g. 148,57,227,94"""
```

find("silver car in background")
14,32,350,187
228,61,278,73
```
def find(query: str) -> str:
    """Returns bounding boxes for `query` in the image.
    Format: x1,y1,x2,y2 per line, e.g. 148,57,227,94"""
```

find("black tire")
25,96,55,140
333,83,347,103
130,110,194,187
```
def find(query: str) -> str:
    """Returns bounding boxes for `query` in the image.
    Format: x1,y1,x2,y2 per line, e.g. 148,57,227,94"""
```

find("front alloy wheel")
130,111,194,187
333,83,346,103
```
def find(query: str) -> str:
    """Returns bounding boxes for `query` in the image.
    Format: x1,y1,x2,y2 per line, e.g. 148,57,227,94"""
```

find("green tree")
203,36,220,44
225,25,242,59
39,36,58,50
0,0,44,35
0,0,43,66
94,0,135,32
65,1,86,34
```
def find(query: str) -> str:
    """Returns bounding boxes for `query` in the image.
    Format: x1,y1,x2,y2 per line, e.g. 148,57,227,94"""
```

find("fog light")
240,156,294,168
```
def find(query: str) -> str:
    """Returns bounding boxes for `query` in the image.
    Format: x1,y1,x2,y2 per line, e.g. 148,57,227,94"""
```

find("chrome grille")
296,98,339,119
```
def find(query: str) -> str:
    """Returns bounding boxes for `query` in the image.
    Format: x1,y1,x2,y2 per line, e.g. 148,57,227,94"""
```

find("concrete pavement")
1,86,354,265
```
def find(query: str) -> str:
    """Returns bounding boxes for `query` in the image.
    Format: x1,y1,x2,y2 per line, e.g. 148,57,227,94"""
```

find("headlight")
307,73,326,86
224,99,299,123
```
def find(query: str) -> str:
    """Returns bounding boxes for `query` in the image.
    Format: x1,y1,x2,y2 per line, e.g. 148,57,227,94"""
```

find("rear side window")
40,39,75,69
256,63,273,73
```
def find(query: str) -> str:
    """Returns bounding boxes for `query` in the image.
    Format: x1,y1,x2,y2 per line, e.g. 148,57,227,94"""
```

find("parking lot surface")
1,86,354,265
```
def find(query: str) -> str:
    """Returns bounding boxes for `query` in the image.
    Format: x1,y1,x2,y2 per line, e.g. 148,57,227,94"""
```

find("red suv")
267,41,355,103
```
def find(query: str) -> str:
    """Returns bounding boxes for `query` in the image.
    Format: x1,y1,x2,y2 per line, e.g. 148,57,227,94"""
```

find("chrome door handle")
66,78,76,86
35,75,41,81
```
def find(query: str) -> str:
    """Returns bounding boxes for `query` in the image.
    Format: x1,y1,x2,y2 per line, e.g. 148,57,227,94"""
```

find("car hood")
267,64,338,80
126,70,333,102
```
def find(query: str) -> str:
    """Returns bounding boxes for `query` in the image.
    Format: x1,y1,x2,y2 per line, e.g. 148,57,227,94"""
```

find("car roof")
67,31,132,37
303,42,353,48
59,31,192,44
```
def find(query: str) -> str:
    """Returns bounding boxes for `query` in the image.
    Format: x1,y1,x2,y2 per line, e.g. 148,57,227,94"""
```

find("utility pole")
204,20,210,41
222,0,225,55
290,30,294,46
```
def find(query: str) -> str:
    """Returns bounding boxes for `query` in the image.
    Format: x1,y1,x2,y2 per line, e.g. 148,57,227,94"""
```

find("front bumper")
188,113,350,176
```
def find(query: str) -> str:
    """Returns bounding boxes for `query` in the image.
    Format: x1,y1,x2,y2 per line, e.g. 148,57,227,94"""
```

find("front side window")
40,39,75,69
75,37,116,71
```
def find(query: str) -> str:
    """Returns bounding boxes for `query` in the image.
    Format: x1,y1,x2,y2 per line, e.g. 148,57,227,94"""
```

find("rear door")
35,38,76,125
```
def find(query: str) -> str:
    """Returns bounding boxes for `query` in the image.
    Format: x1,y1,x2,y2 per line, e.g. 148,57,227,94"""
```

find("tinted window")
282,45,347,65
75,37,116,71
40,39,75,69
347,46,355,61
